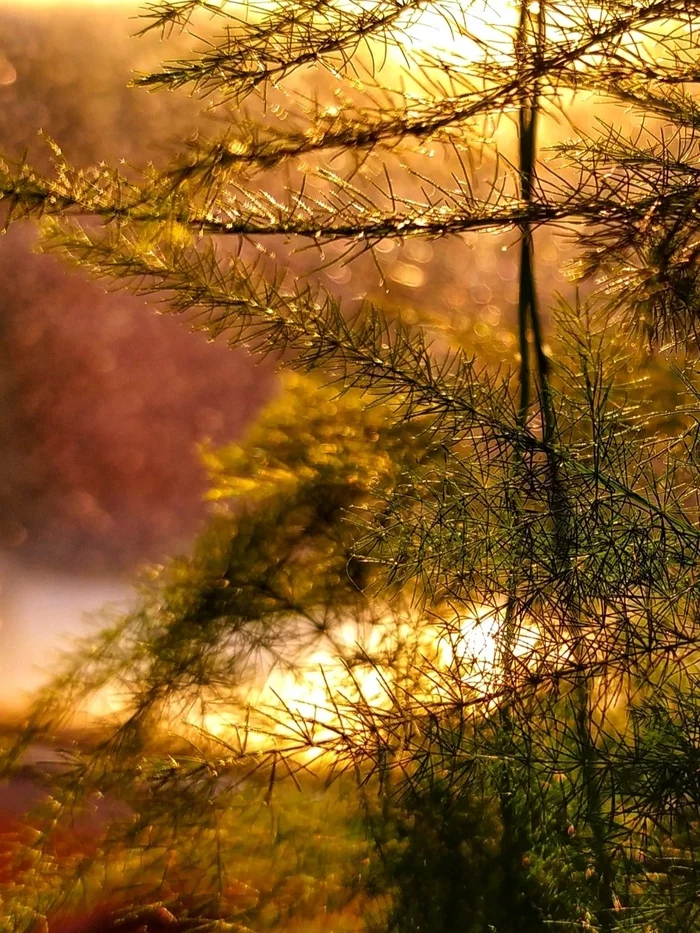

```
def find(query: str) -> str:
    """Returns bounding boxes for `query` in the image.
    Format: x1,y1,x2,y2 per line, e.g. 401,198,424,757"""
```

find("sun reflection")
196,602,565,762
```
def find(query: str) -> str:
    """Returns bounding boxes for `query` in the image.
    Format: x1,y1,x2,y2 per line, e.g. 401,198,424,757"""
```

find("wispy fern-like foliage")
5,0,700,931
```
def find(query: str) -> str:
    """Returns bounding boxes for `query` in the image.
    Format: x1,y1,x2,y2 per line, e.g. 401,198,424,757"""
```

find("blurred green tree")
5,1,700,931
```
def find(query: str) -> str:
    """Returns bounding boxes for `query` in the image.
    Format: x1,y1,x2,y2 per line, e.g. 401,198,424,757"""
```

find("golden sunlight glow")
12,0,519,63
7,0,130,5
197,604,563,762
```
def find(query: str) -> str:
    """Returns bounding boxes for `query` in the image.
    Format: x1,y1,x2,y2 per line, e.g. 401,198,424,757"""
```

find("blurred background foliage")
0,4,273,574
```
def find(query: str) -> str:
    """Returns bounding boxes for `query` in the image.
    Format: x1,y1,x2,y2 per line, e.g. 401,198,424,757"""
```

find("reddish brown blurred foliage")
0,6,275,573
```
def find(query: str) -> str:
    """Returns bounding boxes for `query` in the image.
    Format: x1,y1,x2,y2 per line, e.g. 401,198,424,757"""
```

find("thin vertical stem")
517,0,547,434
513,7,617,924
497,4,548,927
